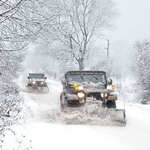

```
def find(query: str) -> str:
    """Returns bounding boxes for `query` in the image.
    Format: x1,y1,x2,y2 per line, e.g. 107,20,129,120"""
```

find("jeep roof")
64,71,107,84
29,73,45,79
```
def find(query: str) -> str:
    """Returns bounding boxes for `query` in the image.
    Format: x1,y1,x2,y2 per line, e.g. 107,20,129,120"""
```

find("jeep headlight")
41,82,44,84
77,91,86,99
32,81,36,84
107,85,115,90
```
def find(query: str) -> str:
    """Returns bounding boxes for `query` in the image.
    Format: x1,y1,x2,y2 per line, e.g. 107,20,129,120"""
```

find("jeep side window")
68,76,72,81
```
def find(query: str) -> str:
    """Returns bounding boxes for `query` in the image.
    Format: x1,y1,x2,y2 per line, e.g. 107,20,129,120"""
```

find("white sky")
111,0,150,44
99,0,150,75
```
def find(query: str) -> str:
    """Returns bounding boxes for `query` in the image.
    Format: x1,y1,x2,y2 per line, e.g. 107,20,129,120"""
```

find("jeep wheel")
60,94,64,109
60,100,64,109
26,86,32,93
44,87,49,93
106,101,116,109
60,94,69,109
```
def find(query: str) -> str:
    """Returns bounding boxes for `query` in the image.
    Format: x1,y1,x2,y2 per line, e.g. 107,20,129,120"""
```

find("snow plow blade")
46,105,126,126
97,108,126,126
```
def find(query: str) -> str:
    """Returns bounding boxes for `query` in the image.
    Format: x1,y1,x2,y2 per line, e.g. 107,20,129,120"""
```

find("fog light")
74,83,79,90
101,93,107,98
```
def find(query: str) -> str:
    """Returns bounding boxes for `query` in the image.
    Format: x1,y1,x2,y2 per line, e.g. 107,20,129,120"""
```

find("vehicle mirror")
108,79,112,85
28,77,30,79
61,79,66,85
45,77,47,79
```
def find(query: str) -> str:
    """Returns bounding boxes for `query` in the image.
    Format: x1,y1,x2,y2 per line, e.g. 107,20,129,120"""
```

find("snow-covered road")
23,79,150,150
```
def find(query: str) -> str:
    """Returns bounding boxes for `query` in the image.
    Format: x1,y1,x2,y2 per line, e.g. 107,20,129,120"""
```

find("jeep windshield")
68,73,106,84
29,73,45,79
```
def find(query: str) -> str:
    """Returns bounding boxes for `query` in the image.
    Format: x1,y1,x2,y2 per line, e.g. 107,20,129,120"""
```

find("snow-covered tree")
132,40,150,104
36,0,118,71
0,0,56,139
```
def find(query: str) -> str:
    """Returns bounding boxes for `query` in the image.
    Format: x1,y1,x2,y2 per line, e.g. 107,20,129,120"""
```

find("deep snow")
1,78,150,150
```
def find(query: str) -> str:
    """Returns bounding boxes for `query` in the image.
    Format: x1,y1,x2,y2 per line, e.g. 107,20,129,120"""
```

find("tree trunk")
77,58,84,70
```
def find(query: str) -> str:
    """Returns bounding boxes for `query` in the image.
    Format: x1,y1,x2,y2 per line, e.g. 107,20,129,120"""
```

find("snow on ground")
1,78,150,150
126,102,150,134
1,92,37,150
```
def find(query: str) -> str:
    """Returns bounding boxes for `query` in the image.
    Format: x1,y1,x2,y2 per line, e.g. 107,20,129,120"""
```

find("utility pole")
104,39,111,72
105,39,110,58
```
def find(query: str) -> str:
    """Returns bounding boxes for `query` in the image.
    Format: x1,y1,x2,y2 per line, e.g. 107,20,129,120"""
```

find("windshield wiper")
93,75,105,84
80,75,84,81
93,75,99,82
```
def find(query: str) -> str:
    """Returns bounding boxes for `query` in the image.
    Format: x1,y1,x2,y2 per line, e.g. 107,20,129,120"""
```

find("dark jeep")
60,71,117,108
26,73,49,93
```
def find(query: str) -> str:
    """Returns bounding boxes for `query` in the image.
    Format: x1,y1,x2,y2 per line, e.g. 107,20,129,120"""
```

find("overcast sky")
99,0,150,76
110,0,150,44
